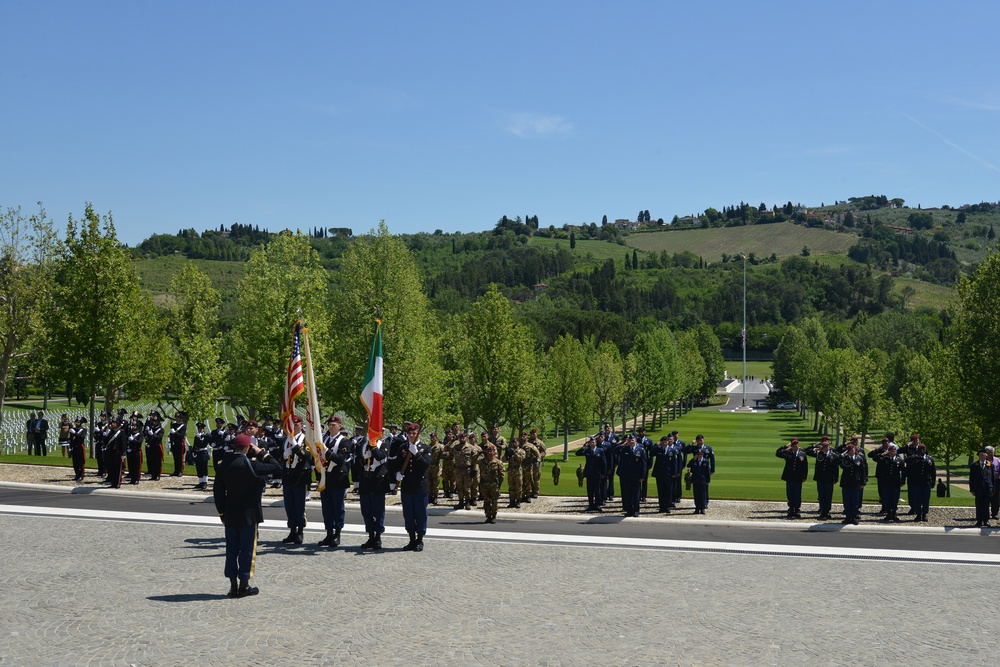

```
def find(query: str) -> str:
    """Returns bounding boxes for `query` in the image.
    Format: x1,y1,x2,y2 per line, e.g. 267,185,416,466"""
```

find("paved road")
0,487,997,666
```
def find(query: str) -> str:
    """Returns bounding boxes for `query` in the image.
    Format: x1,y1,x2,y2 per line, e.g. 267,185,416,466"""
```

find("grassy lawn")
724,361,772,379
624,223,857,261
529,236,636,264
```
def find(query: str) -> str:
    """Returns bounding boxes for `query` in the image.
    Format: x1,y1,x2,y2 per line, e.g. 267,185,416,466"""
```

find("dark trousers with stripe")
360,492,385,533
283,484,307,529
224,524,257,581
320,486,346,531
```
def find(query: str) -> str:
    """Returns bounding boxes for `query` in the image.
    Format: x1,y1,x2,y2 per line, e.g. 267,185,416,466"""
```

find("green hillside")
623,222,857,261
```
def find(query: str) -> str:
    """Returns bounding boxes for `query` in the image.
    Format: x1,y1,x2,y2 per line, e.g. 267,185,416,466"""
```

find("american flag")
741,327,746,350
280,322,305,436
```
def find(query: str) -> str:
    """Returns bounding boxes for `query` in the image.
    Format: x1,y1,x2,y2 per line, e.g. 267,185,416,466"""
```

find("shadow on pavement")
148,593,229,603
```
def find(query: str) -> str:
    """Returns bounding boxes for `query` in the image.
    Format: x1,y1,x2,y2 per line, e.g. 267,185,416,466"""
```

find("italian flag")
360,320,383,443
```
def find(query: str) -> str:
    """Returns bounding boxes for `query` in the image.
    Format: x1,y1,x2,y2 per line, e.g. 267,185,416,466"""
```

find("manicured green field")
624,222,857,261
724,361,772,380
529,236,637,263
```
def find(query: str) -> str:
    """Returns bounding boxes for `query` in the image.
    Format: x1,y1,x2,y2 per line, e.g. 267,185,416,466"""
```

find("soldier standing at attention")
635,426,653,503
528,428,546,498
440,428,456,499
519,433,538,504
104,416,126,489
617,434,647,517
358,426,388,549
210,417,228,470
452,432,472,510
805,435,840,520
318,417,352,548
480,443,505,523
503,435,524,508
467,432,485,506
839,440,869,525
69,417,88,481
168,411,188,477
552,461,561,486
395,422,432,551
93,411,108,478
581,437,608,512
214,433,281,598
125,412,145,485
687,448,713,514
879,444,907,522
144,412,165,481
906,441,936,522
427,432,444,505
280,416,313,545
192,422,211,490
776,438,809,519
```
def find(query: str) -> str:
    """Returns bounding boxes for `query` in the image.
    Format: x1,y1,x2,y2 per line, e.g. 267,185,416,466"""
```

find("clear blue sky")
2,1,998,245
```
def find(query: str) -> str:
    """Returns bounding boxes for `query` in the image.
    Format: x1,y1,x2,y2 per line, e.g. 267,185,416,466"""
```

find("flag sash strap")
301,326,327,491
360,321,383,444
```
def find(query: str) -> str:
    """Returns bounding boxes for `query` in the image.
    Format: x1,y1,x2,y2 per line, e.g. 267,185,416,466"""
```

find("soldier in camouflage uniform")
480,444,505,523
468,432,485,506
552,460,561,485
452,432,472,510
503,435,524,508
427,432,444,505
440,428,456,499
519,434,539,504
529,428,546,498
489,424,508,453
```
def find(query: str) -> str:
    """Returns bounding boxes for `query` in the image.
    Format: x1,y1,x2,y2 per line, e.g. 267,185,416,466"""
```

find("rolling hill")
623,222,857,260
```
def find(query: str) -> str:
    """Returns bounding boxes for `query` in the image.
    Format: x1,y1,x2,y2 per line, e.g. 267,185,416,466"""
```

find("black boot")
332,529,341,547
237,579,259,597
403,531,417,551
464,500,471,511
281,529,297,544
414,534,424,552
227,577,238,598
454,500,465,510
318,530,334,547
294,527,303,544
360,531,376,549
372,533,382,550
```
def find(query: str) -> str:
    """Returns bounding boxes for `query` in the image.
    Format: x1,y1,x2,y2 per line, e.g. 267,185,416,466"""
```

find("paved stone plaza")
0,512,995,666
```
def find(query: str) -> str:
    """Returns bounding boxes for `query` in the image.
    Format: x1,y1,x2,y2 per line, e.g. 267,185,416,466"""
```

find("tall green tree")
46,204,149,447
691,324,725,400
0,203,58,425
545,334,594,459
460,284,535,429
329,221,444,426
166,262,225,420
588,339,625,428
225,232,332,419
955,251,1000,442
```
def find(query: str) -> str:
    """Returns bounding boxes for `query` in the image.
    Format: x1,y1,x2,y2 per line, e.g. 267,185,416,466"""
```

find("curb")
0,480,988,536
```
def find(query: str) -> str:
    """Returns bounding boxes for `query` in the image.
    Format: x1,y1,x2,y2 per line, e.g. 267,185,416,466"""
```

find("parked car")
774,401,797,410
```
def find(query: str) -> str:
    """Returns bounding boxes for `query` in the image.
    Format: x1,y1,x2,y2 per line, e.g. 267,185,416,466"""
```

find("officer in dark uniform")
905,442,936,522
144,412,165,481
635,427,653,503
683,434,715,506
280,416,313,544
616,434,647,517
69,417,88,481
839,440,869,525
868,437,893,515
650,435,679,513
192,422,212,490
602,425,619,502
214,433,281,597
805,436,840,520
776,438,809,519
970,450,995,528
93,411,109,478
877,444,906,522
210,417,228,470
125,412,145,485
358,425,388,549
578,437,607,512
168,411,187,476
394,422,432,552
318,417,353,548
349,424,366,493
669,431,686,506
687,448,713,514
104,416,126,489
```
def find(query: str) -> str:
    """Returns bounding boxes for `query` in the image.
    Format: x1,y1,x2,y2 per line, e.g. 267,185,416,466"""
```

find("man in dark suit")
214,433,281,598
970,449,995,528
34,413,50,456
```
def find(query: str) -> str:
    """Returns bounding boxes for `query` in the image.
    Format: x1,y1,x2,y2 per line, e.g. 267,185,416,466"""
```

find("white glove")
409,443,418,455
395,472,404,481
